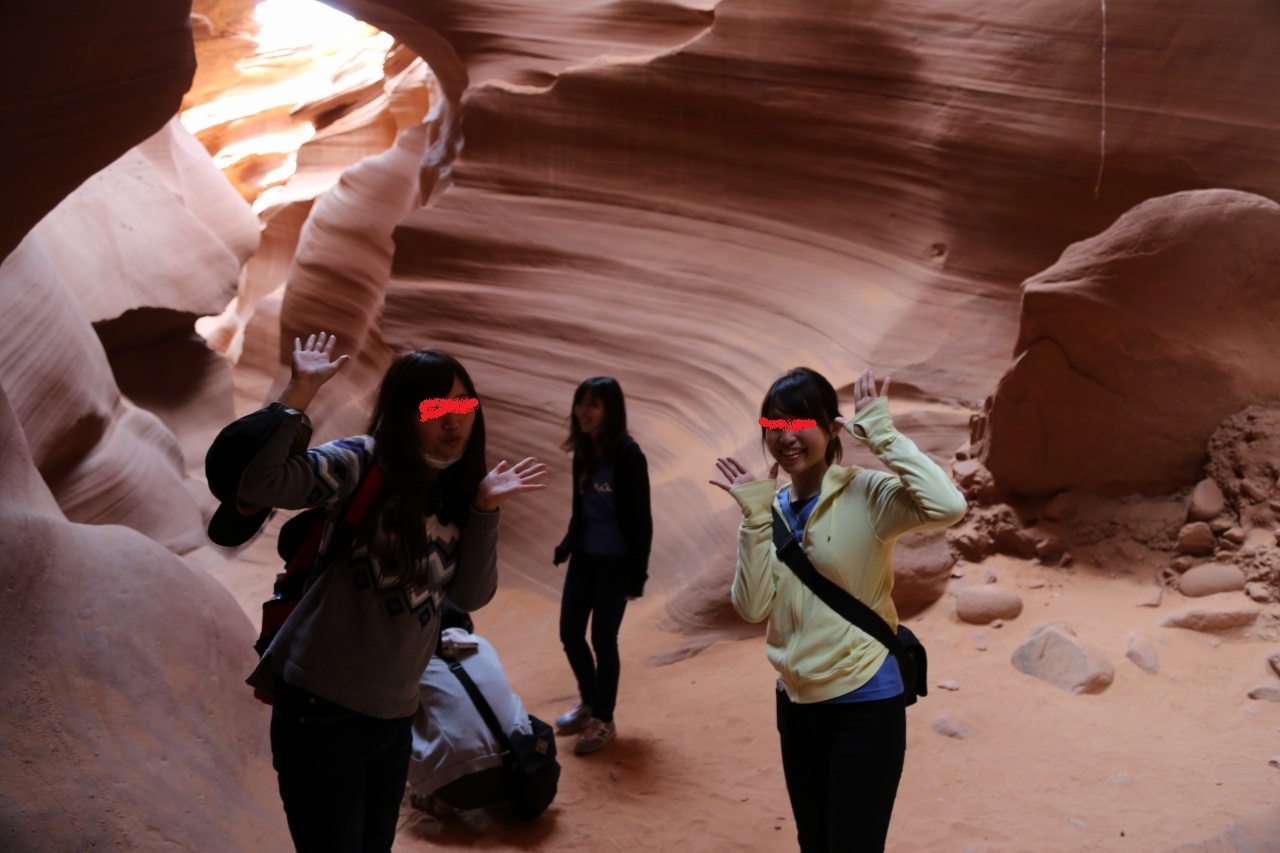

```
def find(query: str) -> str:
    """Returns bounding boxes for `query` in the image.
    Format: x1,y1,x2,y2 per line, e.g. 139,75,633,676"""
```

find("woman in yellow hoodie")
711,367,967,853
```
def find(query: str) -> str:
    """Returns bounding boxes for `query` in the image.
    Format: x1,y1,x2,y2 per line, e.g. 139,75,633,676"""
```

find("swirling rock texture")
0,1,287,848
0,386,286,850
5,0,1280,849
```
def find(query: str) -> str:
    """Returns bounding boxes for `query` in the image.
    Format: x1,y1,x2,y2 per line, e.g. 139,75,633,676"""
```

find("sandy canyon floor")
205,546,1280,852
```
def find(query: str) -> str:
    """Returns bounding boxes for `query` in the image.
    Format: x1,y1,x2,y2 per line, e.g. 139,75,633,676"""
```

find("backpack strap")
770,507,907,661
288,462,384,581
448,658,514,755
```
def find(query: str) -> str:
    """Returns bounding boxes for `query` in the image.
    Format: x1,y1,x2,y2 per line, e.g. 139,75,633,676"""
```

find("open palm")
475,457,548,511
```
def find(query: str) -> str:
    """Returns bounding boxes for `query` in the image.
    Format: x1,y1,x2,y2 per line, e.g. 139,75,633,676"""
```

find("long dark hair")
562,377,628,473
760,367,843,464
365,350,487,585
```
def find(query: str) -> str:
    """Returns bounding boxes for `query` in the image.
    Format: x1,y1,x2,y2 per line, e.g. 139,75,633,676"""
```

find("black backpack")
448,659,561,820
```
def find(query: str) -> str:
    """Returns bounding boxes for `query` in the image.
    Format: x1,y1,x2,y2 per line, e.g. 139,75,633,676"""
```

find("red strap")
284,463,384,574
343,463,384,526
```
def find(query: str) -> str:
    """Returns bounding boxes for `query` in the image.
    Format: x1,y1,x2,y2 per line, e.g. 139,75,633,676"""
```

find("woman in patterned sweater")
230,332,547,853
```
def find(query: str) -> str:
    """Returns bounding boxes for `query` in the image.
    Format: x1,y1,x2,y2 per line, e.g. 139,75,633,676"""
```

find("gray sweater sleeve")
447,507,500,611
237,408,364,510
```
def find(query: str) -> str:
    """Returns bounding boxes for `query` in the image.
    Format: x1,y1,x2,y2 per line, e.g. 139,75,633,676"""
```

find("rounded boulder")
954,586,1024,625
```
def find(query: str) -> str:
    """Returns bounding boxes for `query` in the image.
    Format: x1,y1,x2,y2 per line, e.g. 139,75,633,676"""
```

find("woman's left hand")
474,457,548,512
835,368,890,438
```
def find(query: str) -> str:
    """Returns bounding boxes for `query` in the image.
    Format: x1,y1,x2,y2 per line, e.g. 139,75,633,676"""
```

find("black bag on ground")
771,508,928,705
448,659,561,820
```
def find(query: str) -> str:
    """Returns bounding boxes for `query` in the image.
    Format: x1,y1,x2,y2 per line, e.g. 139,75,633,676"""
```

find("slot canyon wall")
3,0,1280,849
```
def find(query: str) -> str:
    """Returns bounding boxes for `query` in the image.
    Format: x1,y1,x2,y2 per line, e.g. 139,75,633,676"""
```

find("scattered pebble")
1245,582,1273,603
1026,579,1046,589
937,679,960,691
1125,633,1159,675
1135,586,1163,608
931,715,975,739
1269,756,1280,770
971,634,988,652
1248,685,1280,703
991,619,1004,629
983,569,998,584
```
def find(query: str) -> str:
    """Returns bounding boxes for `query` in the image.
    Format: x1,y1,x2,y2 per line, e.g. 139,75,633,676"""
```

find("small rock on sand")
1176,522,1216,556
1125,633,1159,675
1188,478,1226,521
1248,685,1280,702
955,586,1023,625
931,715,975,739
1178,563,1247,597
1160,607,1260,633
1011,623,1114,695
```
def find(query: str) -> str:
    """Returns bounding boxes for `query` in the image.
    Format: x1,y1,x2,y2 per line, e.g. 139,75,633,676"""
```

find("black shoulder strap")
448,658,513,754
771,507,906,660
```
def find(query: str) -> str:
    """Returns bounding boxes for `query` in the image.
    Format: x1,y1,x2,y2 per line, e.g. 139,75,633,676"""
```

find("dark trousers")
559,552,629,723
775,688,906,853
270,682,414,853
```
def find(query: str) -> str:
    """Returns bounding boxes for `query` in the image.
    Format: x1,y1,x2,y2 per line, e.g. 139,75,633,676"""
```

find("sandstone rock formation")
0,384,288,851
888,530,956,618
8,0,1280,848
977,190,1280,501
1206,407,1280,531
0,113,261,553
0,0,197,263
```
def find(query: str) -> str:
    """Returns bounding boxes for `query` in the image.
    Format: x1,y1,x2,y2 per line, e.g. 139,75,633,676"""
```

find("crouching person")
409,601,535,815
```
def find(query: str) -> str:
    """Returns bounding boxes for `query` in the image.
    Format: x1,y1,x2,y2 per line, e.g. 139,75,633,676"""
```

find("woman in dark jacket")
552,376,652,755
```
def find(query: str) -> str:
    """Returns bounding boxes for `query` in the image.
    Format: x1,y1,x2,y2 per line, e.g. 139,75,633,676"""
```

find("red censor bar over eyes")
759,417,818,431
420,398,480,421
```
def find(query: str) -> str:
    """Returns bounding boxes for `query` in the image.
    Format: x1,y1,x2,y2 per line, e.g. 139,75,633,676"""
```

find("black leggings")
776,688,906,853
559,552,629,723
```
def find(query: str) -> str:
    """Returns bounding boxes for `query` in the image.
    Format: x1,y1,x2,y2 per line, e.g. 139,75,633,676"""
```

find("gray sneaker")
555,701,592,735
573,718,616,755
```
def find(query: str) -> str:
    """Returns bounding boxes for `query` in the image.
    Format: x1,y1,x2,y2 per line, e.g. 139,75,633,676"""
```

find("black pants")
559,552,629,723
775,688,906,853
270,682,414,853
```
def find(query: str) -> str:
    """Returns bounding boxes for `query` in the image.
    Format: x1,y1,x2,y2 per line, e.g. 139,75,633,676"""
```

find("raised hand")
709,456,779,493
277,332,350,412
835,368,890,438
852,368,889,412
292,332,350,387
475,457,548,512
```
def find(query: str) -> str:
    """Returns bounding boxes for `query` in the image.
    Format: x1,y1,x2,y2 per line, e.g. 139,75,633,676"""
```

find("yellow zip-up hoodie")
729,396,968,703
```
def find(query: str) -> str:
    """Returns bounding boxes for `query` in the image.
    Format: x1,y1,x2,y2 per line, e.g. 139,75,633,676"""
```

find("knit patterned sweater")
238,407,499,719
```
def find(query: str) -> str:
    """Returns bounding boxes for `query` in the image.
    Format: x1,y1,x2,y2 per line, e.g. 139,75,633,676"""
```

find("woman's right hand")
277,332,350,412
291,332,349,387
709,457,779,493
